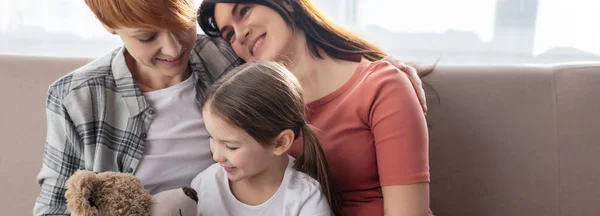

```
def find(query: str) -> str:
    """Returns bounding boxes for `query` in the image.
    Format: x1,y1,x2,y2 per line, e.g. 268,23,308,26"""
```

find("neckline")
306,57,369,108
224,155,294,210
142,73,195,98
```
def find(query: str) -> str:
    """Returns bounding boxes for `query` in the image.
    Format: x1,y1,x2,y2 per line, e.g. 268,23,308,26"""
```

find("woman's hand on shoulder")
380,56,427,115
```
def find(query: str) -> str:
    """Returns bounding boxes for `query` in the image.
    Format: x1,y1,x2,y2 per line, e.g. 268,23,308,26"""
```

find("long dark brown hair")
203,61,342,215
198,0,435,76
198,0,386,60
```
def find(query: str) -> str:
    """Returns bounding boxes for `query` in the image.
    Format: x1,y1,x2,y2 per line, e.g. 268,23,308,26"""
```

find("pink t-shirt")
289,58,432,216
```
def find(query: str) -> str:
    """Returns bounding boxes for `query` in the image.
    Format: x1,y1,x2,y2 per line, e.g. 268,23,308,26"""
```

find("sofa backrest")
424,63,600,216
1,54,599,215
0,55,92,214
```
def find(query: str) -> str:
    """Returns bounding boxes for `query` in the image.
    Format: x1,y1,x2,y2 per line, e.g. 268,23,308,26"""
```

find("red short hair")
85,0,196,31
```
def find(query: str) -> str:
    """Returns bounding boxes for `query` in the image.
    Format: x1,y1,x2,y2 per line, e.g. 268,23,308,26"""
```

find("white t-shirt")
135,75,214,195
191,155,332,216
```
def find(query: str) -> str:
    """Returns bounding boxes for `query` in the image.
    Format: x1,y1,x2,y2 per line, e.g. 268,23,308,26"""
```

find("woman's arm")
380,56,428,115
382,183,430,216
365,61,431,216
193,34,243,79
34,86,83,216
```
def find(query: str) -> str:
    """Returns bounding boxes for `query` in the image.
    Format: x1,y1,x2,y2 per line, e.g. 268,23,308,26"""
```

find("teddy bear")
65,170,198,216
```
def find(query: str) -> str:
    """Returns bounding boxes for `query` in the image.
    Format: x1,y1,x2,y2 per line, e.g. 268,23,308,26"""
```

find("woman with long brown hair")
198,0,433,215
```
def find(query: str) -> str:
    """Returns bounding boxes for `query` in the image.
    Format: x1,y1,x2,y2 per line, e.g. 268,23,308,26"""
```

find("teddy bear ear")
65,170,99,216
182,187,198,203
66,170,97,190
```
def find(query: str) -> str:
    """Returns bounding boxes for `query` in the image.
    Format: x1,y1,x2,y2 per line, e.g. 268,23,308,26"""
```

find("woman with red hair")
33,0,240,215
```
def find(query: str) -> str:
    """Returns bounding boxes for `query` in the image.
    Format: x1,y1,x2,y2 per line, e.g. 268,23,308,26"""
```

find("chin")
268,51,289,62
159,67,187,77
250,53,270,62
227,175,244,182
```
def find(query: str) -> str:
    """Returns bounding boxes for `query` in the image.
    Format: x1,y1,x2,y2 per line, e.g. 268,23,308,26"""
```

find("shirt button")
148,109,155,115
141,133,147,138
126,167,134,173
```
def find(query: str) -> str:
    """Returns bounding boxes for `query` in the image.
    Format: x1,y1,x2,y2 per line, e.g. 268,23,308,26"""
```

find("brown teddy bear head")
65,170,153,216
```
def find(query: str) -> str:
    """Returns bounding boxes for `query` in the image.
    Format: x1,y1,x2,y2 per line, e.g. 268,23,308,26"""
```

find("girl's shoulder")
191,163,223,187
285,158,322,198
285,165,332,215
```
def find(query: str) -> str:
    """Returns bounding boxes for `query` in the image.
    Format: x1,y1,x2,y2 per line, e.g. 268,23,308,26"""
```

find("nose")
234,24,251,45
211,144,227,163
160,32,183,59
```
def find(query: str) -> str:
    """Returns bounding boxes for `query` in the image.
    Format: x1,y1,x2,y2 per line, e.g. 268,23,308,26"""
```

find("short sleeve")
365,61,430,186
296,179,332,216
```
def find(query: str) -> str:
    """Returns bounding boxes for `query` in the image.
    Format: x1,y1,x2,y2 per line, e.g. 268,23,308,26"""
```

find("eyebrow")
209,134,241,144
129,30,156,37
231,3,240,17
219,138,242,145
222,139,240,144
218,3,240,33
131,29,154,34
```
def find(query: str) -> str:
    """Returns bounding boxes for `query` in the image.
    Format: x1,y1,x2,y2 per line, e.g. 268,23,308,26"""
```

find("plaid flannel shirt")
34,35,241,215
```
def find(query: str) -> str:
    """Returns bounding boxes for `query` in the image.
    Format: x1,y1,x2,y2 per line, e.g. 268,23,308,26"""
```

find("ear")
271,129,294,156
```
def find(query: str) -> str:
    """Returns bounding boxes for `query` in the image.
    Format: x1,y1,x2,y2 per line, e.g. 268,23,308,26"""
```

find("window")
313,0,600,64
1,0,599,65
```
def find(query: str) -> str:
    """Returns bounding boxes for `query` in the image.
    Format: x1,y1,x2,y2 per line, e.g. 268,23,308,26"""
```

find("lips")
157,53,182,62
223,166,237,173
249,33,266,57
158,58,179,62
156,49,186,66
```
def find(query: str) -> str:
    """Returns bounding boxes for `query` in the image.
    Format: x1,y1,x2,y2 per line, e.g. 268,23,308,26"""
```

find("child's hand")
381,56,428,115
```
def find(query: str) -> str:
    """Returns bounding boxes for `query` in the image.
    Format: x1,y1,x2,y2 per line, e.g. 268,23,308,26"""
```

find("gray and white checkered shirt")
34,35,242,215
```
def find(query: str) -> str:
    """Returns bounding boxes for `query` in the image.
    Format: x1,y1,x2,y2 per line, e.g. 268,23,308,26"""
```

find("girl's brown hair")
84,0,196,31
203,61,342,215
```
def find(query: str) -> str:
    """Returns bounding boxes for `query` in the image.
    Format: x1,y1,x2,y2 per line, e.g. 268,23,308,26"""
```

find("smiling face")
213,3,301,62
109,26,197,79
85,0,198,82
203,102,276,182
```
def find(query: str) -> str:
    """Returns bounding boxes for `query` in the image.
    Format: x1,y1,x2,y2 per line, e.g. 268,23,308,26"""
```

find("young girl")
191,61,341,216
198,1,432,215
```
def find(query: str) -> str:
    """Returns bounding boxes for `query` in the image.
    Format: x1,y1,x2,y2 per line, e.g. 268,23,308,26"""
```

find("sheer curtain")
1,0,598,64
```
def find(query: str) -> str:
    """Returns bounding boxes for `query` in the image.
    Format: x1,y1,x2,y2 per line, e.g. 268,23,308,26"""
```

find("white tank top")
135,74,214,195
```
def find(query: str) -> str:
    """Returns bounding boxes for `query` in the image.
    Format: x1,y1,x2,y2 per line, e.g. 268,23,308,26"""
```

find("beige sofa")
1,54,599,215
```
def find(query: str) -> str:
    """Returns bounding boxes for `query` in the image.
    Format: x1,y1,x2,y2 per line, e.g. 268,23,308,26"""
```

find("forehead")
118,27,156,34
213,3,238,28
202,106,245,139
